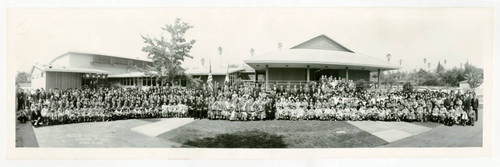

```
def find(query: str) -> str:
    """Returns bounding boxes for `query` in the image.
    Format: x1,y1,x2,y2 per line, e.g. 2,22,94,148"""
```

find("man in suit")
463,93,472,112
471,93,479,122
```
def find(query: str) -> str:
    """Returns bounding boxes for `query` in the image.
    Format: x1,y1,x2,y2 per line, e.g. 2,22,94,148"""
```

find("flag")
207,60,213,91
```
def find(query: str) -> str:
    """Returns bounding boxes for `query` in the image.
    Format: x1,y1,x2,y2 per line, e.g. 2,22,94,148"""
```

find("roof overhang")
31,64,109,74
244,49,400,72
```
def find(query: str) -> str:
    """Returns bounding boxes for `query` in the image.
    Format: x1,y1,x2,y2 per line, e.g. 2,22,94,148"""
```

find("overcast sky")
7,8,491,73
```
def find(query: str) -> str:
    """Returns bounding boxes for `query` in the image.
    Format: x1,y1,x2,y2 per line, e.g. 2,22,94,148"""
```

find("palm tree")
218,46,223,67
250,48,255,57
201,58,206,67
278,42,283,51
386,53,392,63
423,58,427,69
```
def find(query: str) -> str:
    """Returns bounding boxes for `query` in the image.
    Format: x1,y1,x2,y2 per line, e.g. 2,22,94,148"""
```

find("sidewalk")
15,121,39,147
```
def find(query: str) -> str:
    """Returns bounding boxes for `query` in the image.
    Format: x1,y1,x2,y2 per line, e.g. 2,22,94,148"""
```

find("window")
93,55,111,64
114,58,129,66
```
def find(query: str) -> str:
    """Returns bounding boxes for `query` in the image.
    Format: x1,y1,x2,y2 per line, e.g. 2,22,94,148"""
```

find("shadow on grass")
183,130,287,148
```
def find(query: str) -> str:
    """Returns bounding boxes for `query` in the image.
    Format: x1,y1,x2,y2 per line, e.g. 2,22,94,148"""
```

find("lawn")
157,120,388,148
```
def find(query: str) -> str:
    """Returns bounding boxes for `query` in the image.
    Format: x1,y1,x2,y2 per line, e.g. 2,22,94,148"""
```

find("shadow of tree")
183,130,287,148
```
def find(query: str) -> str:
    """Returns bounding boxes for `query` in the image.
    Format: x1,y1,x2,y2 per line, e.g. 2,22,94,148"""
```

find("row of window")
115,77,166,86
92,55,152,68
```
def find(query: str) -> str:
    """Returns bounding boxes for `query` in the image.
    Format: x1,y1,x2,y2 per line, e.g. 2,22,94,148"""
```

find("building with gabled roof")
244,34,400,86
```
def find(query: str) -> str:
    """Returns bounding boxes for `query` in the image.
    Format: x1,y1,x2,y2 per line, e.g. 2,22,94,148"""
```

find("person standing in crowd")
471,93,479,122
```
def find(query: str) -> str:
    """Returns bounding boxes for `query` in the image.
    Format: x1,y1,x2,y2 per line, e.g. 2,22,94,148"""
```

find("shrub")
355,79,369,92
403,82,414,93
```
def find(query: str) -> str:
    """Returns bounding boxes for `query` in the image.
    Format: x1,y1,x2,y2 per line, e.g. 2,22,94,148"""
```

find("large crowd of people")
16,76,480,127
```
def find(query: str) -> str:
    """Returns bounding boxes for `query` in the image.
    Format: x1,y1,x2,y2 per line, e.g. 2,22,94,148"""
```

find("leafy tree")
436,61,445,74
201,58,206,67
465,70,483,89
355,79,369,92
218,46,223,66
403,82,414,93
16,71,30,84
140,18,196,86
250,48,255,56
464,62,484,88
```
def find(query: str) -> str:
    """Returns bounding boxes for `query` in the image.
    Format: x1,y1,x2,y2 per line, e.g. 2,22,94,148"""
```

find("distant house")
18,83,32,90
459,80,470,89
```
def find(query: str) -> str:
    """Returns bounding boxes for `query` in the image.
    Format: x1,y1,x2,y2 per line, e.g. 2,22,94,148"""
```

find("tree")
436,61,445,74
140,18,196,86
465,70,483,89
464,62,484,88
250,48,255,57
427,62,431,70
403,82,414,93
16,71,31,84
218,46,223,66
386,53,391,62
355,79,369,92
201,58,206,67
423,58,427,67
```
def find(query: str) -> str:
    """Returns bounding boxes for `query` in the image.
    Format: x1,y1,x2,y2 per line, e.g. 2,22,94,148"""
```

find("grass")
184,130,287,148
158,120,389,148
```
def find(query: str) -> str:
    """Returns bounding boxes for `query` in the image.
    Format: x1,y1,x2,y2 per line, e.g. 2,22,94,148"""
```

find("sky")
7,8,491,73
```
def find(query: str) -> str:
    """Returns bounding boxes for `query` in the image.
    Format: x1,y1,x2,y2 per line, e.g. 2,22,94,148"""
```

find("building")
30,35,399,91
243,35,400,87
30,51,153,91
459,80,471,90
30,51,252,91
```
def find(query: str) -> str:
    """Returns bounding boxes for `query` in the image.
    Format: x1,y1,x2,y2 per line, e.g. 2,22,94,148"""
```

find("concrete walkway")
347,121,432,143
32,119,183,147
15,121,39,147
382,112,483,147
130,118,194,137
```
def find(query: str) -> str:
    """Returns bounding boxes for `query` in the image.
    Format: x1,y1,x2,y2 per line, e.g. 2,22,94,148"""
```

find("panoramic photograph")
9,8,487,149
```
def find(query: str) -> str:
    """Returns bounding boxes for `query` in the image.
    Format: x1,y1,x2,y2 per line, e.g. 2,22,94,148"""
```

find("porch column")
255,71,258,85
265,65,269,89
306,65,310,83
377,69,381,90
345,67,349,80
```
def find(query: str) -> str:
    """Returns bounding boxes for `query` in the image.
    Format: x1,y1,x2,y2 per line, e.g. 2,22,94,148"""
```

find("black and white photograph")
3,5,496,161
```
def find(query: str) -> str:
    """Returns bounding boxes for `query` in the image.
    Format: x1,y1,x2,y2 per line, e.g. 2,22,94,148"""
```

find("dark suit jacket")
463,97,472,109
472,98,479,110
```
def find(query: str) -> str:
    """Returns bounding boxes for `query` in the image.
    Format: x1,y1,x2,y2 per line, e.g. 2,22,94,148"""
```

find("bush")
403,82,414,93
355,79,369,92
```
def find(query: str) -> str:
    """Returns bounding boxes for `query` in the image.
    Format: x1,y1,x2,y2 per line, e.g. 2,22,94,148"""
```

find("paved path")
347,121,432,143
130,118,194,137
382,112,483,147
32,119,184,147
15,121,39,147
